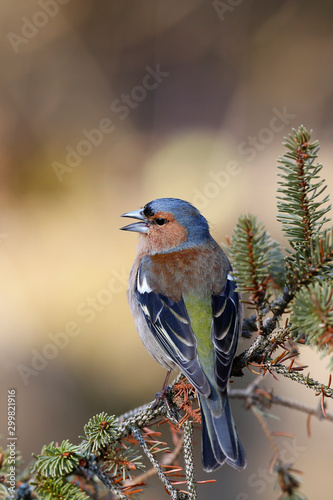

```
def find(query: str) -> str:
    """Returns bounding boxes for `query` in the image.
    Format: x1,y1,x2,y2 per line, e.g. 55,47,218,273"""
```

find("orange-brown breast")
147,242,229,301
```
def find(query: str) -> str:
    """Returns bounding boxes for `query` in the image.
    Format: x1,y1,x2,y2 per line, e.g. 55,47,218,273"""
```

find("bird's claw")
151,385,171,409
151,386,178,420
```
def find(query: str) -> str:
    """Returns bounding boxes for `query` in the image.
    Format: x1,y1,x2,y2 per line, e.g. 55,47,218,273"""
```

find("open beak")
120,209,149,234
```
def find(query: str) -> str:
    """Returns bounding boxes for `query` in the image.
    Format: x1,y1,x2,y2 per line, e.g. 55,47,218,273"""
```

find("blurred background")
1,1,333,498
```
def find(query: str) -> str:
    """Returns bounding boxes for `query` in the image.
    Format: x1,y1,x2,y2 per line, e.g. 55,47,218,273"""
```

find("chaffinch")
121,198,246,472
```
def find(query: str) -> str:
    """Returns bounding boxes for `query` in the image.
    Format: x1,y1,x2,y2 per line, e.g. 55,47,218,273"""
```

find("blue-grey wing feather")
212,276,240,391
136,268,211,397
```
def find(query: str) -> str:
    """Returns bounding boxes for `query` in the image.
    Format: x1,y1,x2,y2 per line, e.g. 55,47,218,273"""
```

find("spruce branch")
233,326,291,371
86,456,129,500
277,125,332,290
102,445,145,481
0,485,8,500
285,229,333,292
242,287,294,337
242,230,333,339
0,444,23,475
229,381,333,422
277,125,331,246
290,280,333,366
274,463,307,500
263,363,333,398
130,427,186,500
29,374,203,500
123,434,185,489
80,412,118,455
230,214,285,333
182,421,197,500
33,440,82,478
34,476,90,500
249,391,307,500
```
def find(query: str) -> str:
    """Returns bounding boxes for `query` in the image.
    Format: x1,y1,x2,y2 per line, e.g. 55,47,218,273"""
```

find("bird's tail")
199,392,246,472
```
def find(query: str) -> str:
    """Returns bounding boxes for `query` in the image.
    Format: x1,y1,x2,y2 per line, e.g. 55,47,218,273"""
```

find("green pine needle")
285,229,333,288
33,440,82,478
277,126,333,289
0,444,22,474
290,280,333,366
35,476,90,500
277,125,331,247
230,214,285,303
80,412,117,455
104,446,145,481
274,461,307,500
0,483,10,500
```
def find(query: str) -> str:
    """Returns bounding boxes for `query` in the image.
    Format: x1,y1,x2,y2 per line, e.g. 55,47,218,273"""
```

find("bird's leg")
161,369,171,394
151,369,172,410
152,369,179,420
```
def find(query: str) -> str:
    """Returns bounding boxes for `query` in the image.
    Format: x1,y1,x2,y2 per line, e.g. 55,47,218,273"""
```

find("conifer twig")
182,421,197,500
229,383,333,421
124,435,184,487
87,456,128,500
263,363,333,398
130,426,186,500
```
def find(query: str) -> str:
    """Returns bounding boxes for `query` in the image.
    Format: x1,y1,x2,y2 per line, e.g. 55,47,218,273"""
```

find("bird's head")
120,198,210,254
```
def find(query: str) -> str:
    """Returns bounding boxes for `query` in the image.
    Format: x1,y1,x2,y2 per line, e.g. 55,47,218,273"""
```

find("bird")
120,197,246,472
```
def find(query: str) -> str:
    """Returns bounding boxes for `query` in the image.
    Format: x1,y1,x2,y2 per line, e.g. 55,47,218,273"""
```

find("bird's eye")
155,218,167,226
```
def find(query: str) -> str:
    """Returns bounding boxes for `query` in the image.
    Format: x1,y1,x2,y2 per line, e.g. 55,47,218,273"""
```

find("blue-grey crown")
144,198,211,245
